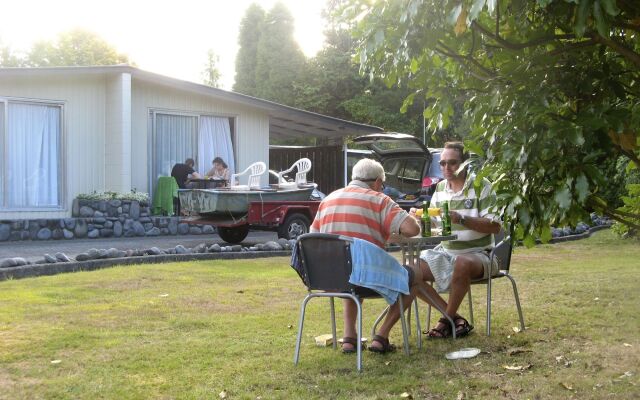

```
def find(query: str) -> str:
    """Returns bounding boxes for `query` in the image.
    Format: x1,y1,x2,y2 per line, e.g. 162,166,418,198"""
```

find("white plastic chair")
230,161,266,191
278,158,312,188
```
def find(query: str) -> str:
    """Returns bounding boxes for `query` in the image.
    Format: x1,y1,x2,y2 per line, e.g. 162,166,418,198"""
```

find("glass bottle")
442,200,451,236
421,200,431,237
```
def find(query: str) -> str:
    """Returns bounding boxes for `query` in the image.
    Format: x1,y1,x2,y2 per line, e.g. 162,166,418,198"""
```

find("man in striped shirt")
419,142,501,338
310,158,421,353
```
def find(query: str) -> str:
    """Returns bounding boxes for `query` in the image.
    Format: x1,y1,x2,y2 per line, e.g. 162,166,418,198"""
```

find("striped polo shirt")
310,180,409,248
431,173,499,253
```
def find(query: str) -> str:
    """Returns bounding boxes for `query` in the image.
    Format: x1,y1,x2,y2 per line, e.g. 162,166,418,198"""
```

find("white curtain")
154,113,197,179
197,116,235,175
7,103,60,207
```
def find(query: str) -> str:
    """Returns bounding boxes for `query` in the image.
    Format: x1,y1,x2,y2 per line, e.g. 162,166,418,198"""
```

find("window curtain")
154,113,197,180
6,103,60,207
197,116,235,176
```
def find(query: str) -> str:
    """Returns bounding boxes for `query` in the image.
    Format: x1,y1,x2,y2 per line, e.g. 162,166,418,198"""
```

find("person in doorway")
171,158,202,189
417,141,501,338
205,157,231,183
310,158,427,354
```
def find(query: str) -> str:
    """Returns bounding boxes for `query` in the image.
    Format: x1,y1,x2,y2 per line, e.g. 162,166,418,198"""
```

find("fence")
269,145,344,195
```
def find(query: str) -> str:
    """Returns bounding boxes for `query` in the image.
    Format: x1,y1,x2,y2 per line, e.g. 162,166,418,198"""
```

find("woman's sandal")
368,334,396,354
426,317,453,339
341,337,365,354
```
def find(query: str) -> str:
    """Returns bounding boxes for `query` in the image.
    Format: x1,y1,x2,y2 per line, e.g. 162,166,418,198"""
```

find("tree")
0,39,24,67
234,3,266,95
340,0,640,244
26,29,130,66
254,2,307,104
202,49,222,88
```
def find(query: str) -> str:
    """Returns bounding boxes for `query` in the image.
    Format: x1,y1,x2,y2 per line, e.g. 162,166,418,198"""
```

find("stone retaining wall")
0,199,216,242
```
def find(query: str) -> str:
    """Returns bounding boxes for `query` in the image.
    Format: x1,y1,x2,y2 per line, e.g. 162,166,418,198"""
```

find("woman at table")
205,157,231,183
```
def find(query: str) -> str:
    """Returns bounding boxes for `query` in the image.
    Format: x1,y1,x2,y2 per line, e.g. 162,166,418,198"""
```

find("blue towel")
349,238,410,304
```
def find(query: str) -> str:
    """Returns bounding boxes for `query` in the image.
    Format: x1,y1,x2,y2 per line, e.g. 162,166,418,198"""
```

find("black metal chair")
293,233,420,372
425,228,525,336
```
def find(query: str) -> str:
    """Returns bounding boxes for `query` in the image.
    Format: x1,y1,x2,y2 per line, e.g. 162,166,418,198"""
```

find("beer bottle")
421,201,431,237
442,201,451,236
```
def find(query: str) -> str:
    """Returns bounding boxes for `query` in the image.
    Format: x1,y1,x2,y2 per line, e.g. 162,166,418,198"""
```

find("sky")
0,0,328,90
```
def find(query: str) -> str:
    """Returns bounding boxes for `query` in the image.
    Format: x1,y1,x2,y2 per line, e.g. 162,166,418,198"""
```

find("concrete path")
0,231,280,263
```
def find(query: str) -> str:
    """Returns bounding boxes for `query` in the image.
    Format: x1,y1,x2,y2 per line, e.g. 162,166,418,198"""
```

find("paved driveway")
0,231,280,263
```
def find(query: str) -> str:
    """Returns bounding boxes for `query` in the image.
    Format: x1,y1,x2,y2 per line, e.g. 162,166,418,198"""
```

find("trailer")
182,200,320,244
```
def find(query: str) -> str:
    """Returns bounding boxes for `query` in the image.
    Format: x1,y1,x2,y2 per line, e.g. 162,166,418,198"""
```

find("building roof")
0,65,383,140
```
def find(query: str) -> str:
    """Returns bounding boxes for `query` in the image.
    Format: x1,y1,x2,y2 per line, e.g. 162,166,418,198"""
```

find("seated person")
310,158,424,353
171,158,202,189
205,157,231,183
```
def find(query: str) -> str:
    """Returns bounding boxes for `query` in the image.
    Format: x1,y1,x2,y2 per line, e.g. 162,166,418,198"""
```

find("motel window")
0,99,63,209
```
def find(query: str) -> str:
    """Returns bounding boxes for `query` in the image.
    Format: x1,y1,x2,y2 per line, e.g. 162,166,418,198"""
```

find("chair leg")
330,297,337,350
467,288,474,326
398,296,410,355
413,298,422,349
355,296,363,372
294,294,313,365
506,275,525,333
486,276,492,336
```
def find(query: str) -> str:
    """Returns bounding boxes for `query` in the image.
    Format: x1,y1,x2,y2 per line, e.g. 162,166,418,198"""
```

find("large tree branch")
471,21,575,50
589,32,640,69
436,41,496,80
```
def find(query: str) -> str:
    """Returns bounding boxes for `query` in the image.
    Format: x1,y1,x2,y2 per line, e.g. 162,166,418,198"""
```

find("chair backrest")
492,228,513,272
297,233,353,292
278,158,312,186
230,161,266,189
293,158,312,185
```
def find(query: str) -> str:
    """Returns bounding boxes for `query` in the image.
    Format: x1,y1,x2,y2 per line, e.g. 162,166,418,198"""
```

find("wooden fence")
269,145,344,195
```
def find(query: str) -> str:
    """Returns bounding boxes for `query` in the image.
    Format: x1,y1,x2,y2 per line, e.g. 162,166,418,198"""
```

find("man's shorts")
419,245,498,293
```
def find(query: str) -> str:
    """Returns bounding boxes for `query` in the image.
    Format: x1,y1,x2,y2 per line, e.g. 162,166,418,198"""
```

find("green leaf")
539,225,552,243
555,186,572,210
523,234,536,248
575,174,590,202
410,58,419,74
593,1,610,37
600,0,620,16
575,0,591,38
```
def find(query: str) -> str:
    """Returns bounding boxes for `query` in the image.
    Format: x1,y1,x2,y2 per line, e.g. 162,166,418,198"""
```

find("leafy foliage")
202,49,221,88
76,191,149,202
26,29,130,66
339,0,640,244
233,4,265,95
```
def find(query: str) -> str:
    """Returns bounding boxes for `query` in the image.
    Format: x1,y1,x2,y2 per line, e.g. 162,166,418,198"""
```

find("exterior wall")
105,73,132,193
0,74,108,219
130,80,270,193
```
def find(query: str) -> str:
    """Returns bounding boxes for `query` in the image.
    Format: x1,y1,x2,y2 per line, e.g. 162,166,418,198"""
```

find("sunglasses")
439,159,461,167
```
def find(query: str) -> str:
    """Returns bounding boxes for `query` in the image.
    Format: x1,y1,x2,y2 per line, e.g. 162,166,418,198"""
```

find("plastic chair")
152,176,179,216
277,158,311,188
230,161,266,190
425,228,525,336
293,233,420,372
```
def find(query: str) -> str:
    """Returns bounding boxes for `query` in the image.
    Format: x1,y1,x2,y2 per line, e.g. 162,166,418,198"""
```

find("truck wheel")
218,225,250,244
277,213,310,240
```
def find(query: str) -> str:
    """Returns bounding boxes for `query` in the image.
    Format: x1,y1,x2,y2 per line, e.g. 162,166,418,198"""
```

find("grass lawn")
0,230,638,399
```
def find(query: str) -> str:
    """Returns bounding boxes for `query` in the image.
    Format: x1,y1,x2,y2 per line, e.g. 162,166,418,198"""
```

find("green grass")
0,230,638,399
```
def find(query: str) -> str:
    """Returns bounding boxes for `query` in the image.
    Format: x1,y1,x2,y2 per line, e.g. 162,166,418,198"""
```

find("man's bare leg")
342,298,360,351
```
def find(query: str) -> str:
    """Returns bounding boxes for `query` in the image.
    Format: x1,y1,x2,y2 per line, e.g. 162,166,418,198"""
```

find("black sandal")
453,315,474,337
341,337,364,354
426,317,453,339
368,334,396,354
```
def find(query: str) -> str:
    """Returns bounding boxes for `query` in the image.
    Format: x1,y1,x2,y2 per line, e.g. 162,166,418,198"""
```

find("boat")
178,184,317,216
